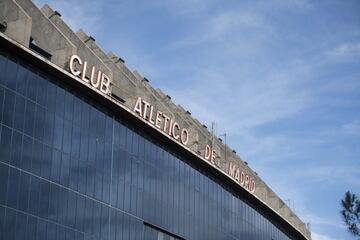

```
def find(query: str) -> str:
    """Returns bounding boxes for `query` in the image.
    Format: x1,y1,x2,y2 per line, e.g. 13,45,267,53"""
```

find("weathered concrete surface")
0,0,31,46
41,4,112,86
14,0,76,67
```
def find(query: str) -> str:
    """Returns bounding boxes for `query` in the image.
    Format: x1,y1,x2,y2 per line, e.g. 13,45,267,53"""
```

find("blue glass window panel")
39,180,50,219
26,216,37,240
63,119,72,154
40,144,52,180
50,149,61,183
67,191,77,228
4,208,16,239
0,206,5,240
15,64,28,96
26,71,38,101
60,153,70,187
100,205,109,239
0,163,9,205
56,225,66,240
18,172,30,212
3,89,15,127
6,167,20,208
24,100,35,136
28,176,41,215
69,158,79,191
36,75,48,107
0,87,4,122
13,94,25,132
31,140,42,176
0,53,7,85
46,221,57,240
36,218,47,240
15,211,27,240
10,130,22,167
46,82,57,112
34,105,45,141
64,91,74,121
48,184,59,222
94,169,103,200
55,86,65,116
75,194,85,232
84,198,93,235
21,134,32,172
53,115,63,151
4,58,18,90
43,111,54,146
71,125,81,159
78,160,87,194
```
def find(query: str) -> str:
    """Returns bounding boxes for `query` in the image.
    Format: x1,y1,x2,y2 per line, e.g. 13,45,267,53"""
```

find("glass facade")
0,48,298,240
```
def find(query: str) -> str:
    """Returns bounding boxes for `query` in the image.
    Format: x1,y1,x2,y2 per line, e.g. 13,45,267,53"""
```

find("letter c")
69,55,82,77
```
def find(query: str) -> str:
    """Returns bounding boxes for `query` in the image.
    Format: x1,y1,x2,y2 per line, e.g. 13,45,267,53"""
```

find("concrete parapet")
41,4,112,83
15,0,76,67
0,0,31,46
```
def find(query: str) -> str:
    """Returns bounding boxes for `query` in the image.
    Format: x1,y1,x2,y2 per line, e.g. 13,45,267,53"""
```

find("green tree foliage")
341,191,360,237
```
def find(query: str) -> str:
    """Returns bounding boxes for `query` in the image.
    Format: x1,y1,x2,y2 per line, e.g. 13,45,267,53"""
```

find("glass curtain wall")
0,48,295,240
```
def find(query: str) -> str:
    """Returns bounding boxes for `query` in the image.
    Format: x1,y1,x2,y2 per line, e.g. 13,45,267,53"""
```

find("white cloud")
328,42,360,57
312,232,338,240
341,120,360,136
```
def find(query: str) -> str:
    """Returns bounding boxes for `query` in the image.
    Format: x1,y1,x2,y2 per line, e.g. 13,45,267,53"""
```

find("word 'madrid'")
68,55,111,95
133,97,189,146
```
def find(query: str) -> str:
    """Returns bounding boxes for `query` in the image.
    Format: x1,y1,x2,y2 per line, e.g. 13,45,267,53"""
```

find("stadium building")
0,1,312,239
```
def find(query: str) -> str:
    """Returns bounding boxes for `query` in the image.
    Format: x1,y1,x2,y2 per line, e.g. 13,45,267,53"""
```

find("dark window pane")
71,125,80,159
60,153,70,187
46,82,56,113
13,94,25,132
39,180,50,219
36,218,47,240
0,126,12,164
53,115,63,151
0,87,4,122
55,86,65,116
26,71,38,101
26,216,37,240
3,89,15,127
4,208,16,239
16,64,28,96
64,91,73,121
46,222,56,240
41,144,52,180
10,130,23,167
43,111,54,146
28,176,41,215
4,58,18,90
36,76,47,107
31,140,42,176
75,194,85,232
0,54,7,85
0,163,9,205
69,158,78,191
6,167,20,208
67,191,77,228
24,100,35,136
15,211,27,240
34,105,45,141
51,149,61,183
21,135,33,172
63,119,72,154
18,172,30,211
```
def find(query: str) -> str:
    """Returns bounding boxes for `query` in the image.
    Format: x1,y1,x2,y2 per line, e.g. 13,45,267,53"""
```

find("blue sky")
34,0,360,239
